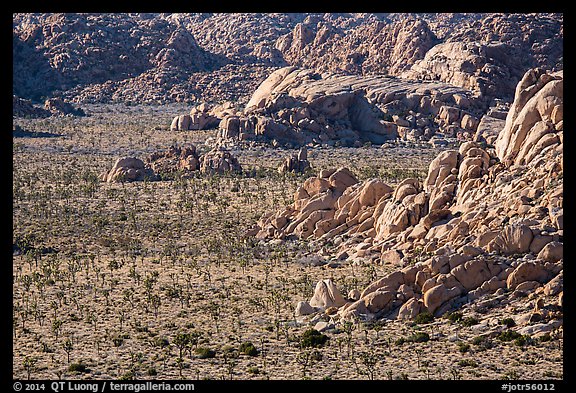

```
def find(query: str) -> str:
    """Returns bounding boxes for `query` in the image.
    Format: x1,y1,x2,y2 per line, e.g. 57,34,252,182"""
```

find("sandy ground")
12,105,563,380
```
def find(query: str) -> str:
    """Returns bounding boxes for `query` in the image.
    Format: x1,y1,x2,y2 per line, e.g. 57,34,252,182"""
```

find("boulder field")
179,66,491,147
253,68,563,337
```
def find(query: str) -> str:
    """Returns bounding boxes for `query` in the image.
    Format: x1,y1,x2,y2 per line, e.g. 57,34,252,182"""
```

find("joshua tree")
52,319,63,340
358,349,380,380
63,338,73,363
22,356,37,380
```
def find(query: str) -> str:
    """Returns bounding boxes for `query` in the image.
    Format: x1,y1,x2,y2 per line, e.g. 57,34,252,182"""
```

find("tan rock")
450,258,493,292
358,179,393,207
487,224,533,255
380,249,403,266
543,271,562,296
506,261,551,290
302,177,331,197
295,301,316,316
348,289,361,301
397,298,424,320
328,167,358,194
423,284,461,315
360,271,405,298
177,114,192,130
537,241,563,263
363,290,395,313
309,279,346,309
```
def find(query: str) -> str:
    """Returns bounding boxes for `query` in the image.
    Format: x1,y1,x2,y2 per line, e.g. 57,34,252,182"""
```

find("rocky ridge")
210,66,488,147
13,13,562,107
252,68,563,337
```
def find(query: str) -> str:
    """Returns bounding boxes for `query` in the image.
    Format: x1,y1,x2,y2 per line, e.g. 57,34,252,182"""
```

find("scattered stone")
278,147,312,174
309,279,346,309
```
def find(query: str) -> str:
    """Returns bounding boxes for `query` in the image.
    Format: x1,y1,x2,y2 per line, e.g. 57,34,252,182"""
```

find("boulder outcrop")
199,146,243,175
100,157,156,183
101,144,243,182
278,147,312,174
14,13,562,106
211,66,488,147
255,69,563,333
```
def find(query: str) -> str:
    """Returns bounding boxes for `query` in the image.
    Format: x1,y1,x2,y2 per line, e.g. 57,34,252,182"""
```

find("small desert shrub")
300,329,329,348
539,333,552,342
461,317,479,327
497,330,522,342
457,342,471,353
153,337,169,348
68,363,88,373
458,359,478,367
446,311,463,324
500,318,516,328
397,331,430,345
514,334,534,347
414,311,434,324
239,342,259,356
195,347,216,359
471,336,486,345
409,332,430,343
119,371,134,380
247,366,260,374
147,367,157,376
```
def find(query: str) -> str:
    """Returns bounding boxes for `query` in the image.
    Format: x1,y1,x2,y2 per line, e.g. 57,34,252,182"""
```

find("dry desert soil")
12,104,563,381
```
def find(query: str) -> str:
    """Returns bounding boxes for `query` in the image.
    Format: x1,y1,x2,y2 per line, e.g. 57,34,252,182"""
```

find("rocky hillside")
252,68,562,336
210,66,487,147
13,13,562,107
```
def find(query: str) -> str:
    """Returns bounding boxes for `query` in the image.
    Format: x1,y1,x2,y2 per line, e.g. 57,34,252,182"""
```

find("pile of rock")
100,157,157,183
13,95,85,118
13,96,51,118
277,147,312,174
146,144,201,179
43,97,85,116
101,145,243,182
212,66,488,147
278,17,438,76
170,102,239,131
258,68,563,336
199,146,243,175
14,13,562,107
14,13,561,107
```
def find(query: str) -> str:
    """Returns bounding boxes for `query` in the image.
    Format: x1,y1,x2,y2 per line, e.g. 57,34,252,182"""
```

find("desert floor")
12,104,563,381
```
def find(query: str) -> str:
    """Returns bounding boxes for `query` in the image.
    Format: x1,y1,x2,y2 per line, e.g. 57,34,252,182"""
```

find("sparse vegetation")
497,330,523,342
396,331,430,345
501,318,516,328
194,347,216,359
414,311,434,324
11,103,563,380
300,329,329,348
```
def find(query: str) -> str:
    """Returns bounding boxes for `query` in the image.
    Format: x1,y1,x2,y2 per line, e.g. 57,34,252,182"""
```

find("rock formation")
258,68,562,336
146,144,201,179
100,157,157,183
13,95,85,118
13,96,51,118
278,147,312,174
101,144,243,182
200,147,243,175
170,102,239,131
43,97,85,116
211,66,490,147
13,13,562,105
